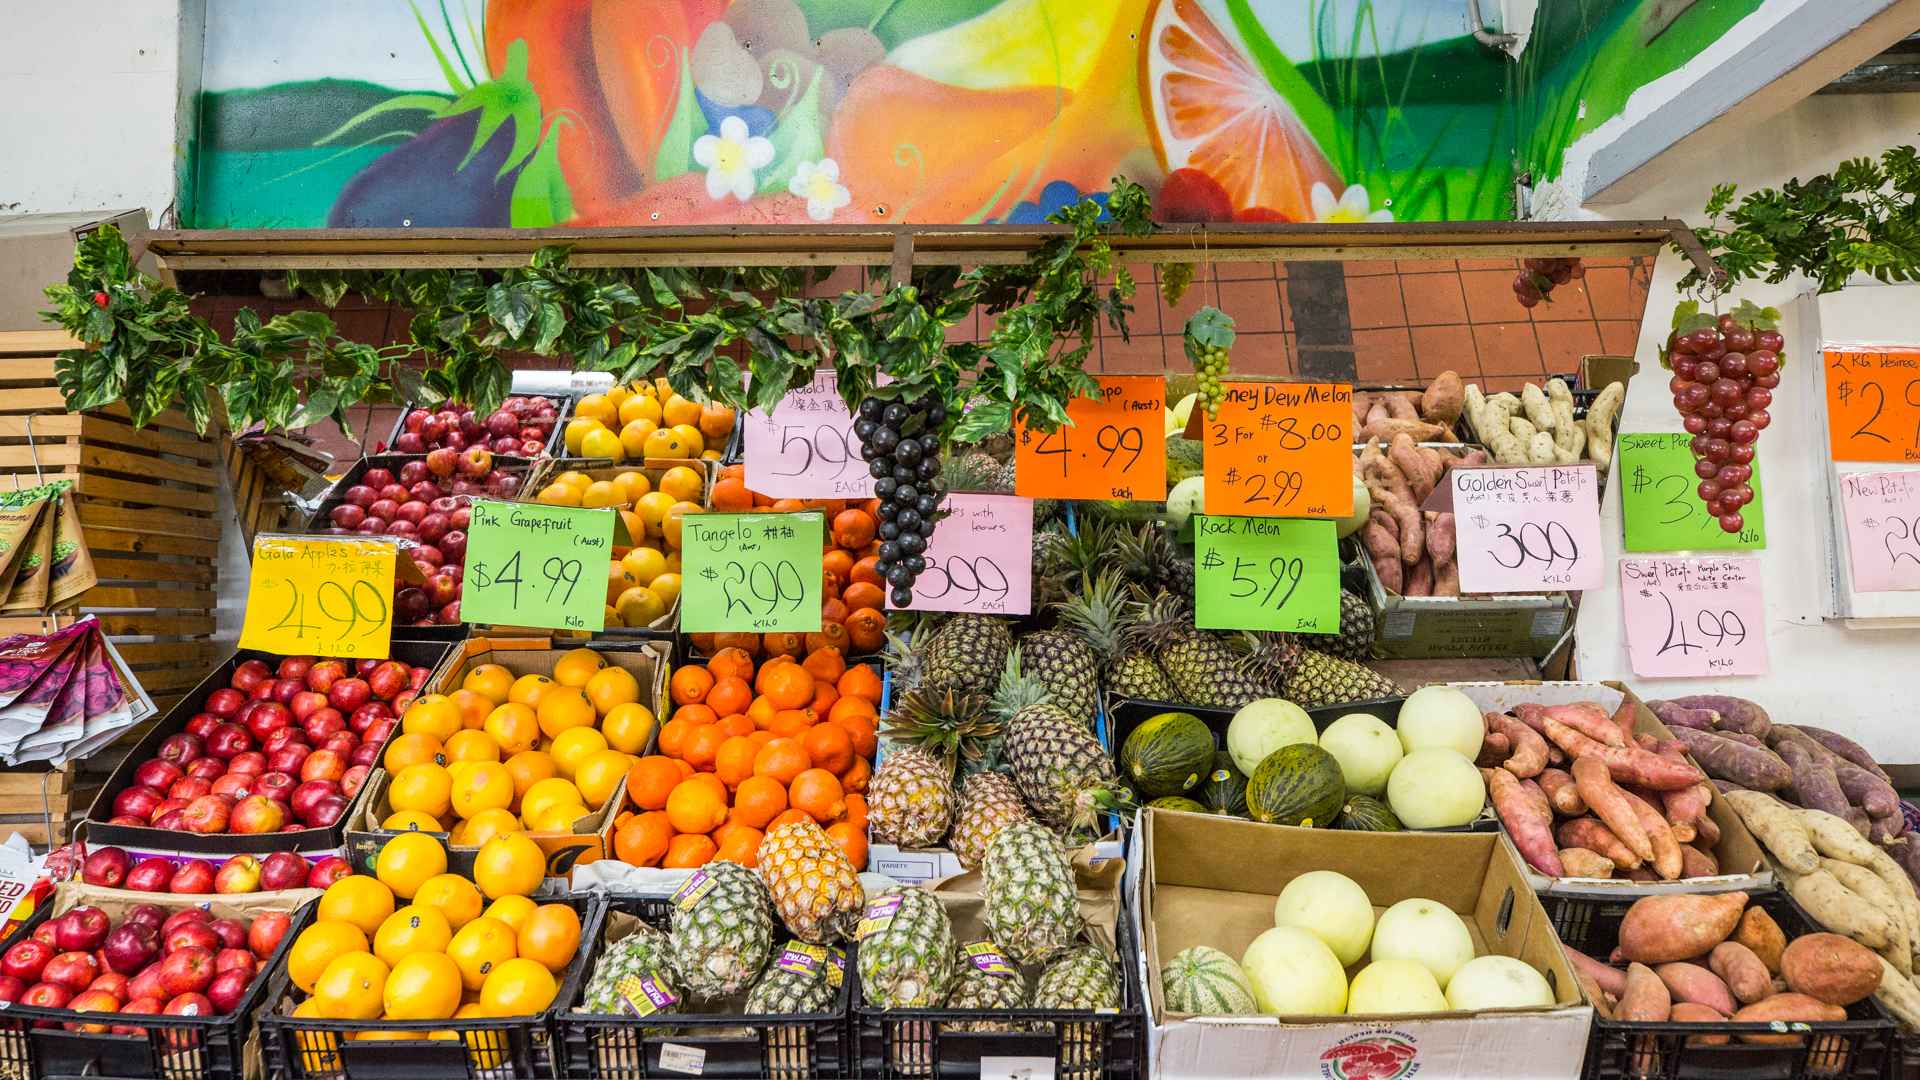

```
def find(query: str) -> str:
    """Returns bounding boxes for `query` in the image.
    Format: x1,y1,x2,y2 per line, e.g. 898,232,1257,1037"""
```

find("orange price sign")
1014,376,1167,500
1204,381,1354,518
1824,347,1920,462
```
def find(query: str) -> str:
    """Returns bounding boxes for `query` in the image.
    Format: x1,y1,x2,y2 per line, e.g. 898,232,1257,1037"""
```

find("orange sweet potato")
1618,892,1748,965
1736,906,1788,975
1709,941,1773,1005
1780,932,1883,1006
1619,962,1671,1021
1654,962,1736,1015
1731,992,1846,1045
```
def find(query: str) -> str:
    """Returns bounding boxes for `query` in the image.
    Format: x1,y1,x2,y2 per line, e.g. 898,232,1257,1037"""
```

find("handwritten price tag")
1824,348,1920,462
1621,557,1769,677
240,535,397,658
680,513,824,633
460,501,614,631
1451,465,1603,593
891,493,1032,615
1015,376,1166,500
744,370,872,498
1839,470,1920,592
1193,516,1338,633
1204,381,1353,518
1618,433,1766,551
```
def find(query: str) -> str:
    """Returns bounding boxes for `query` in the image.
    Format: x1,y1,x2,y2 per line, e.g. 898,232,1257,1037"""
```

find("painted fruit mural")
183,0,1766,228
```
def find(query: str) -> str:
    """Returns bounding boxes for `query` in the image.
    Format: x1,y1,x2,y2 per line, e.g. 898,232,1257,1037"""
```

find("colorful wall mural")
183,0,1766,229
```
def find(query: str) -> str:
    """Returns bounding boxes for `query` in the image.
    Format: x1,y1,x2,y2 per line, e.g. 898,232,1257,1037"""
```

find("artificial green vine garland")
42,179,1154,449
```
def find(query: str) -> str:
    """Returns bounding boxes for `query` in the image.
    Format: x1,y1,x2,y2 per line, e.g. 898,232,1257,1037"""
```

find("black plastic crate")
1545,890,1899,1080
0,894,315,1080
259,893,604,1080
554,895,851,1079
851,909,1146,1079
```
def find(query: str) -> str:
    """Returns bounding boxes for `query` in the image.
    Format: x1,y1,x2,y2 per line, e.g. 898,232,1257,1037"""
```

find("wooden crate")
223,433,333,548
0,766,90,846
0,331,223,717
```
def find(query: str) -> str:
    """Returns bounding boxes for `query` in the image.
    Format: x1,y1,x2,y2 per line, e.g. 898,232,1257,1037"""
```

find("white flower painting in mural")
1310,182,1395,223
694,116,776,202
788,159,852,222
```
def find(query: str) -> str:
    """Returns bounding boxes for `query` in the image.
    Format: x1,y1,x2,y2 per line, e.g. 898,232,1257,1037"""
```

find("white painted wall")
1572,92,1920,763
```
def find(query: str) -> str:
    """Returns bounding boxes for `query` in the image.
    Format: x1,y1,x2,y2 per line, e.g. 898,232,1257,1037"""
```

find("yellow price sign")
239,534,398,658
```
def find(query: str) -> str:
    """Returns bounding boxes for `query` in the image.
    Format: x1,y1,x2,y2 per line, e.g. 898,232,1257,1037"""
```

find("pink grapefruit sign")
889,494,1032,615
743,370,872,498
1451,465,1603,592
1839,470,1920,592
1621,557,1769,677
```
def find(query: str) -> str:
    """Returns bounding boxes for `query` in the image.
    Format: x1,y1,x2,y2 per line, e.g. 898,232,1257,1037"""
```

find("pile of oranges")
382,648,656,845
562,378,734,464
689,464,886,659
532,463,705,629
613,645,879,872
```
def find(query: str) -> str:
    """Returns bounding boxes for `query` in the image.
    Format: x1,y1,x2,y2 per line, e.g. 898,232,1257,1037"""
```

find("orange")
671,702,718,727
761,664,815,709
403,695,464,742
413,873,484,930
656,717,694,759
664,776,729,834
574,749,632,809
537,686,597,739
679,724,725,771
714,736,758,788
844,607,886,652
768,709,814,738
508,673,556,708
600,701,656,754
663,833,718,868
614,811,673,867
717,713,754,738
731,775,788,828
1142,0,1340,222
611,468,653,504
670,666,714,706
766,808,815,832
705,675,751,719
537,482,584,507
661,502,702,548
661,395,701,428
788,768,847,823
706,648,755,682
620,545,668,585
752,658,789,696
384,809,443,833
483,703,540,755
481,958,559,1016
829,700,878,755
745,696,778,730
318,876,397,937
313,952,389,1021
844,793,867,824
517,904,581,973
445,729,501,764
619,418,661,459
373,904,453,966
463,807,522,846
384,732,446,772
657,465,703,503
384,951,462,1020
375,831,448,899
574,393,617,427
504,750,557,803
552,648,606,688
839,756,871,795
581,426,626,462
289,920,370,993
619,393,663,428
447,917,518,992
449,689,494,730
800,647,846,685
451,761,514,819
711,476,752,511
525,800,588,832
753,738,812,785
482,895,538,935
715,825,763,867
584,666,640,715
610,561,639,608
549,726,609,779
520,778,586,823
462,663,515,704
831,509,876,549
810,683,840,718
837,665,882,705
581,480,624,509
841,581,885,613
698,404,735,439
473,834,546,899
826,821,868,871
626,756,682,811
389,763,454,820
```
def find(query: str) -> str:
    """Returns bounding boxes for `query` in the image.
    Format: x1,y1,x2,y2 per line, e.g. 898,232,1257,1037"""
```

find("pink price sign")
889,493,1032,616
1839,470,1920,592
744,370,872,498
1450,465,1603,593
1621,557,1769,678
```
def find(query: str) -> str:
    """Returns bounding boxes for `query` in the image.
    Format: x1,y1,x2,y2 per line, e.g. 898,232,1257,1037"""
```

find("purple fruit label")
618,972,678,1017
776,944,826,975
856,892,904,939
672,869,714,910
826,948,846,987
963,941,1017,977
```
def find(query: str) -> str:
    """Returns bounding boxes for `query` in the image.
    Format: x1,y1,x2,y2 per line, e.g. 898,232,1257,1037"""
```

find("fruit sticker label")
826,947,846,988
1450,465,1604,593
618,972,679,1018
1618,433,1766,551
1014,376,1167,501
856,893,905,939
460,500,614,632
239,535,397,659
1204,381,1354,518
776,943,828,975
744,370,874,498
679,513,825,634
1192,515,1339,634
672,868,717,911
1823,347,1920,462
962,941,1018,978
1621,557,1769,678
889,494,1033,616
1838,470,1920,592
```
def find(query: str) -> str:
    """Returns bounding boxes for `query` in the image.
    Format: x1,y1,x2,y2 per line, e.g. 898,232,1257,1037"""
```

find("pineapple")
744,944,842,1014
1055,572,1177,702
580,922,677,1014
865,746,955,849
1238,632,1400,708
670,861,775,997
981,821,1083,966
1018,626,1098,721
881,687,1003,770
1031,943,1122,1009
1003,703,1119,836
1130,592,1265,709
943,941,1029,1031
1111,521,1196,597
922,614,1013,695
856,888,956,1009
1329,589,1376,662
758,820,864,944
947,771,1031,870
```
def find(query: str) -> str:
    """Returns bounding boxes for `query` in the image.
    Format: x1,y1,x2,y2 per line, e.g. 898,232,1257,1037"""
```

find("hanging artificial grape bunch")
853,393,948,606
1184,307,1235,420
1660,300,1784,535
1512,257,1584,308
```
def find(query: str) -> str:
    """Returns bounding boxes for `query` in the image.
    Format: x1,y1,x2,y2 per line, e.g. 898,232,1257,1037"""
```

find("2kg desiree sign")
1450,465,1603,593
460,501,616,632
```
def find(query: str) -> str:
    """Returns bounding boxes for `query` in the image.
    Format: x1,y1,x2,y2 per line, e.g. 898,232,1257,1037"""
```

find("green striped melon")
1148,796,1208,813
1120,711,1215,798
1198,752,1248,817
1162,945,1257,1015
1245,744,1347,828
1333,794,1403,832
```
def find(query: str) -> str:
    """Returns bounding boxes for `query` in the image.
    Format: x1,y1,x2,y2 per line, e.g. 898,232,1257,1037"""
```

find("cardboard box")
1449,680,1772,897
343,637,669,881
0,210,147,331
1132,808,1593,1080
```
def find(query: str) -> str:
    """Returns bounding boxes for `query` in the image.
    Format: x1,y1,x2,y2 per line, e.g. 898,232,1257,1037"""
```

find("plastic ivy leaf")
756,69,826,195
652,48,705,183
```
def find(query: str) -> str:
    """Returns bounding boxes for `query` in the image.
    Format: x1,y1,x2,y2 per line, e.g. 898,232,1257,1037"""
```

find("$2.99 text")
706,559,808,624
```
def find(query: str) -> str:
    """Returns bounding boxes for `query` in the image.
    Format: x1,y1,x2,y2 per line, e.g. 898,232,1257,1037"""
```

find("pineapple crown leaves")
880,687,999,769
1051,569,1131,663
987,648,1053,725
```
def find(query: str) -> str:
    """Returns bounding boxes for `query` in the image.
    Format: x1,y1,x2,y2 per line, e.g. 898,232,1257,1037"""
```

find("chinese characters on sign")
1838,470,1920,592
744,370,874,498
1450,465,1603,593
681,513,825,633
240,536,398,658
1621,557,1768,678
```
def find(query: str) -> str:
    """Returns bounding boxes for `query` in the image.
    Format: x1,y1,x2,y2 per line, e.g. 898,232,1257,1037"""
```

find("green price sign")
681,512,824,634
1193,515,1339,633
1618,433,1766,552
460,500,615,631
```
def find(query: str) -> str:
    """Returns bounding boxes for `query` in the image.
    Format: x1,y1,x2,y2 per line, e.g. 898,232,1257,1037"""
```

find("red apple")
327,678,371,712
254,771,297,803
399,457,429,482
302,708,347,743
365,662,411,703
211,948,254,980
425,446,458,478
184,713,221,739
258,852,309,892
266,743,311,775
203,688,245,718
21,982,72,1009
449,506,471,531
0,975,24,1004
207,921,247,953
3,939,52,982
342,483,378,508
277,656,317,681
349,742,383,770
205,967,251,1014
308,794,349,827
307,855,351,889
458,446,493,478
80,846,131,889
305,660,347,693
203,723,252,760
435,601,461,625
161,909,209,936
378,483,409,505
55,907,110,951
269,678,303,705
133,759,184,791
112,785,164,821
185,757,224,781
155,731,204,765
443,429,469,452
263,727,309,755
101,925,157,975
386,520,418,539
367,498,400,524
122,993,164,1016
209,775,253,800
425,572,460,608
30,923,56,947
341,763,372,794
124,905,166,932
105,815,145,827
157,947,215,997
231,659,273,691
42,951,99,992
64,988,122,1032
319,731,358,758
163,991,213,1017
150,798,189,824
363,467,397,491
163,922,220,956
167,776,213,802
289,780,340,822
440,531,467,563
406,480,441,505
88,972,130,999
229,797,286,836
329,503,365,529
150,810,187,832
227,750,268,776
395,499,431,525
288,690,329,722
182,795,235,834
347,701,391,733
124,858,173,893
168,859,215,894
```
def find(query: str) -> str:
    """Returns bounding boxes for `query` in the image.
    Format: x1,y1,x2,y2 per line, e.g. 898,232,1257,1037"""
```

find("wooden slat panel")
111,641,218,666
81,416,220,463
84,613,215,637
95,403,204,436
0,358,58,382
0,388,68,413
0,769,72,795
73,585,214,608
0,444,81,468
76,474,219,513
81,529,219,558
0,415,81,439
0,332,81,355
90,555,215,585
81,444,221,489
76,502,217,539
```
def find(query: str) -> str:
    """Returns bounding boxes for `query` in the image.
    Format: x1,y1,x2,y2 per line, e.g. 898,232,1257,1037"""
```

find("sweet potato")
1655,962,1736,1015
1691,809,1720,848
1538,768,1586,815
1669,694,1771,739
1574,756,1654,864
1485,767,1563,877
1670,1002,1730,1045
1474,730,1512,769
1617,892,1748,965
1774,738,1850,818
1800,807,1880,865
1433,559,1461,596
1619,963,1672,1021
1420,370,1464,424
1722,791,1818,873
1861,845,1920,967
1388,434,1438,502
1821,858,1912,976
1542,702,1627,748
1737,907,1788,975
1870,957,1920,1029
1792,725,1890,781
1624,867,1660,882
1661,783,1709,844
1778,728,1899,817
1404,557,1433,596
1591,744,1705,791
1426,511,1456,568
1679,844,1720,879
1731,993,1845,1044
1787,869,1894,950
1647,700,1717,730
1566,947,1628,998
1709,941,1773,1005
1624,789,1684,881
1558,817,1640,870
1359,417,1450,444
1486,714,1545,779
1671,727,1792,791
1869,809,1906,844
1781,932,1884,1005
1364,475,1423,564
1559,847,1614,879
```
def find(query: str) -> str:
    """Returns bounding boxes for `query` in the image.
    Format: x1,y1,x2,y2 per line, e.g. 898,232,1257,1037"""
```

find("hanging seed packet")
45,486,95,609
2,492,58,613
0,488,52,605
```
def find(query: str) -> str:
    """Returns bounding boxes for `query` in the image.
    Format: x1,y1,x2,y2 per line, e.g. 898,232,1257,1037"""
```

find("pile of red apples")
79,846,349,897
383,397,558,459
